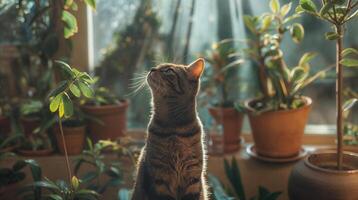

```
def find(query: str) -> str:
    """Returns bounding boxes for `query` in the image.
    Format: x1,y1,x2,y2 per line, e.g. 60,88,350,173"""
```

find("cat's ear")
188,58,205,80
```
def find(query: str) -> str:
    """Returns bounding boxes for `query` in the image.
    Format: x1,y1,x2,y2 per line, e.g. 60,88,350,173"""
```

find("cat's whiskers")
127,71,149,97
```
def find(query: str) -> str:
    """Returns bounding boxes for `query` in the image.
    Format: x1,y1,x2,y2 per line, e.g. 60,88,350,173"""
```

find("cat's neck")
151,97,197,127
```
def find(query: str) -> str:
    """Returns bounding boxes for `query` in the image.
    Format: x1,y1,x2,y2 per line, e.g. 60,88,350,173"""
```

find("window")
90,0,358,132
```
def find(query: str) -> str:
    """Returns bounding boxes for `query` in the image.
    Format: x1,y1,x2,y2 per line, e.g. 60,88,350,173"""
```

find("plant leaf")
342,48,358,57
270,0,280,13
62,93,74,118
261,15,272,32
84,0,96,10
243,15,257,34
298,52,317,67
70,83,81,97
299,0,317,13
340,58,358,67
77,81,94,98
71,176,80,190
290,23,304,43
325,32,340,40
50,94,62,112
280,3,292,17
343,98,358,112
62,10,78,38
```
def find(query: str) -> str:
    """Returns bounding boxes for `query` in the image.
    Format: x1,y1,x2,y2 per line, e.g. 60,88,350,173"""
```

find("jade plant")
46,61,97,199
296,0,358,169
235,0,332,112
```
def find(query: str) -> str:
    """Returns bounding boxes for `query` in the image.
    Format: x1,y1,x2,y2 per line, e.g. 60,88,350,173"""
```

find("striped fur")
132,59,208,200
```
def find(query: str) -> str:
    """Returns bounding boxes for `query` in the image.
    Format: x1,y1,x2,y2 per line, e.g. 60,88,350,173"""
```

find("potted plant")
0,99,11,135
235,0,331,158
81,83,129,142
74,139,124,194
204,40,244,153
0,134,21,153
53,107,87,156
0,152,41,200
19,100,44,136
343,88,358,153
288,0,358,199
17,132,53,156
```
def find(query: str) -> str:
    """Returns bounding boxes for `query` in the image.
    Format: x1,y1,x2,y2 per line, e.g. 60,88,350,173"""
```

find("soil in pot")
208,106,244,153
20,117,41,136
82,100,129,142
288,151,358,200
54,121,85,155
0,116,11,135
246,97,312,158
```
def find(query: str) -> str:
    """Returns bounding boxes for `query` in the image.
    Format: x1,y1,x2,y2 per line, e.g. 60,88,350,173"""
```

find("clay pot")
0,116,11,135
245,97,312,158
17,148,53,157
0,181,22,200
288,151,358,200
54,125,85,155
208,107,244,153
20,117,41,136
82,100,129,142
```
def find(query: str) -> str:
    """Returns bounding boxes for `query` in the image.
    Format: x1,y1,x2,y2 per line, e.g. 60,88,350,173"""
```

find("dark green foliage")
74,139,123,194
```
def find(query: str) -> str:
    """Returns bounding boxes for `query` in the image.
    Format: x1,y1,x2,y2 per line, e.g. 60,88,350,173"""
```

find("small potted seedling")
81,80,129,142
204,40,244,153
288,0,358,199
232,0,332,158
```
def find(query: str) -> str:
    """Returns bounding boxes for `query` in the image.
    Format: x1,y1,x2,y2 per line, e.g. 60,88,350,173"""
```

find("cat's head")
147,58,205,100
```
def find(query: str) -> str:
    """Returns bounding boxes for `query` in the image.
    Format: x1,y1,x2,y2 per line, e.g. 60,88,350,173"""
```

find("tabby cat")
132,58,208,200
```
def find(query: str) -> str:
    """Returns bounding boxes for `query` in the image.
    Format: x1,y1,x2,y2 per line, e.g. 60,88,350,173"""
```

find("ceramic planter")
245,97,312,158
208,106,244,153
20,117,41,136
54,125,85,155
0,116,11,135
288,151,358,200
82,100,129,142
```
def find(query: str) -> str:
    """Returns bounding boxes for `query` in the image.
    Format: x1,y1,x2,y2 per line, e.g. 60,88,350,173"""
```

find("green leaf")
299,52,317,67
77,81,94,98
56,60,75,78
62,10,78,38
70,83,81,97
47,194,63,200
290,23,304,43
299,0,317,13
243,15,257,34
343,98,358,112
346,9,358,21
340,58,358,67
270,0,280,13
280,3,292,17
50,94,62,112
290,67,307,83
71,176,80,190
261,15,272,32
47,80,67,99
84,0,96,10
62,93,74,118
342,48,358,57
58,99,65,118
325,32,340,40
64,0,74,9
320,2,333,17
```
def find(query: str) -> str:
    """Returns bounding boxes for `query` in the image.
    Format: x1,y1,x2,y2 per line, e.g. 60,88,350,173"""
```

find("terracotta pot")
17,148,53,156
288,151,358,200
20,117,41,136
0,116,11,135
82,100,129,142
245,97,312,158
0,181,22,200
208,107,244,153
54,125,85,155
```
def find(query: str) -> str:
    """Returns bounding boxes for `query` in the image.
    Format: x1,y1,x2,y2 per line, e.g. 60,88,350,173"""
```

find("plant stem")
59,117,72,182
336,25,343,170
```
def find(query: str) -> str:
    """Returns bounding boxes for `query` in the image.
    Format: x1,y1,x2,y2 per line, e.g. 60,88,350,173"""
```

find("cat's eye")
162,68,174,75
